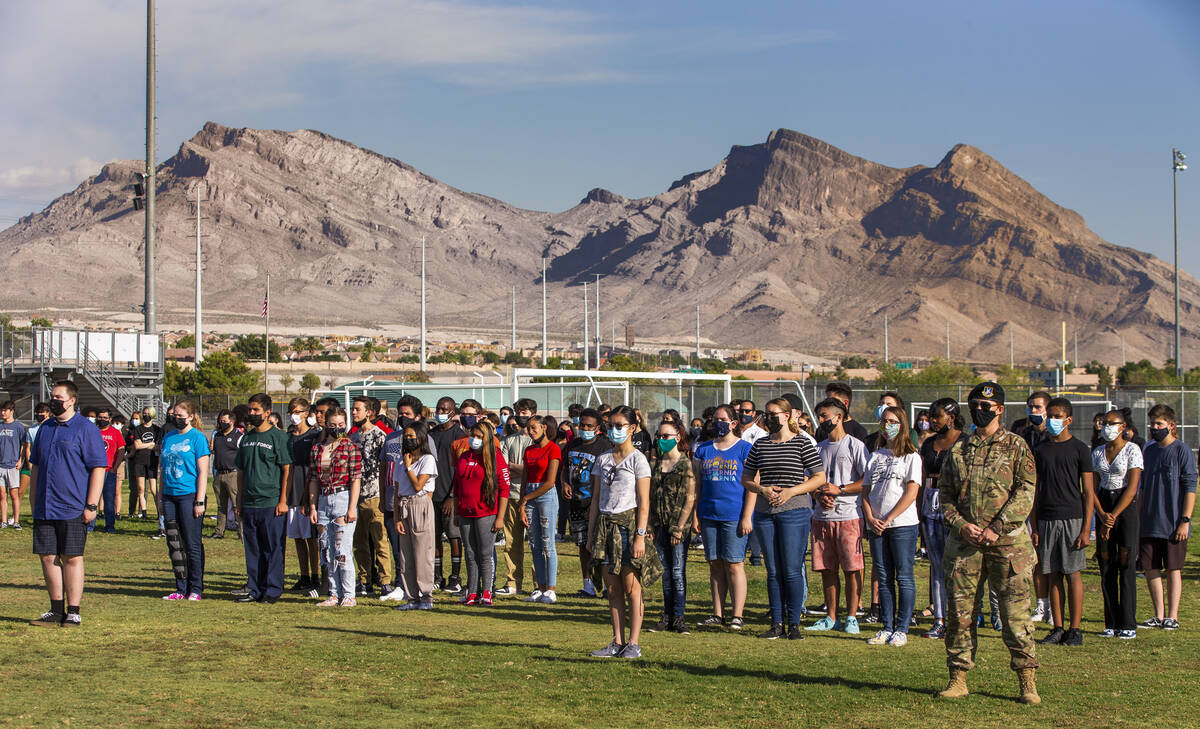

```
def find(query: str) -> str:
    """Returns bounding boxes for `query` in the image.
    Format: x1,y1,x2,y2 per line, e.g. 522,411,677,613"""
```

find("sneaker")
887,631,908,647
479,591,493,607
787,625,803,640
807,602,827,616
380,586,406,602
306,584,321,599
316,596,340,607
186,593,202,601
698,615,725,628
1030,602,1047,623
61,613,81,627
433,575,446,592
494,534,506,547
1098,628,1117,638
459,593,478,606
866,630,892,645
29,611,62,627
230,585,251,597
1063,628,1083,646
923,622,946,639
647,616,672,633
729,616,745,631
495,586,518,597
1038,627,1065,645
210,532,225,539
445,576,464,595
234,595,258,603
749,557,763,566
151,531,165,540
1118,629,1137,639
397,601,421,611
364,584,378,598
290,578,309,592
340,597,357,608
990,614,1003,631
1163,618,1180,631
1139,617,1163,629
862,606,881,624
523,589,544,602
538,590,557,604
758,623,785,640
162,592,186,601
418,599,433,610
590,640,624,658
806,616,836,631
12,521,21,530
618,642,642,659
842,616,861,635
0,521,8,529
671,616,691,634
574,589,598,598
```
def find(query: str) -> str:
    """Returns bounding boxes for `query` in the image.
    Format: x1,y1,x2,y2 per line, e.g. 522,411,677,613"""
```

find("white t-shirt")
394,453,438,497
815,434,869,522
863,448,921,528
740,424,768,444
595,449,652,515
1092,441,1143,491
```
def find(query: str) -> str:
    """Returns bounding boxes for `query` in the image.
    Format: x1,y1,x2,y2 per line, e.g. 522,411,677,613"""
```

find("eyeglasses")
881,418,901,425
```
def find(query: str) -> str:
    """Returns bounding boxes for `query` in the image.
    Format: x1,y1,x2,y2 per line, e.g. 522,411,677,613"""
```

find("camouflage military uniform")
938,426,1039,672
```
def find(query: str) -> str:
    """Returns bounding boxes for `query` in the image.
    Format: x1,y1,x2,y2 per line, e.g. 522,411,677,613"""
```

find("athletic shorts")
568,499,592,547
433,499,461,540
0,467,19,489
286,506,313,539
33,518,88,556
811,518,864,572
701,518,748,564
1138,536,1188,572
1037,518,1087,574
130,461,156,480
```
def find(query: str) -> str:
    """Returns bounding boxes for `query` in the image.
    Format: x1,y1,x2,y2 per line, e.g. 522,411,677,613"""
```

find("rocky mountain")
1,122,1195,365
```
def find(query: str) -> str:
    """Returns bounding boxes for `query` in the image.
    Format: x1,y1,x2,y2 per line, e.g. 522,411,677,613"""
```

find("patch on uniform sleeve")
1024,460,1035,473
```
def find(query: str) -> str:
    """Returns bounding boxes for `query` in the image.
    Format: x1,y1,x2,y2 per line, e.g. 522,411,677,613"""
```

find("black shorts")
33,518,88,556
130,461,156,480
1138,537,1188,572
433,499,461,540
569,499,592,546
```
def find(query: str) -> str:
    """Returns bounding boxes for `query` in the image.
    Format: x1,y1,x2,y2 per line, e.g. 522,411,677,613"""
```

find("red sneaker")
480,590,493,607
459,593,478,606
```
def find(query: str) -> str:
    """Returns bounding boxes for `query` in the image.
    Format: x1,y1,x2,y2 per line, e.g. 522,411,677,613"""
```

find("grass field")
0,512,1197,729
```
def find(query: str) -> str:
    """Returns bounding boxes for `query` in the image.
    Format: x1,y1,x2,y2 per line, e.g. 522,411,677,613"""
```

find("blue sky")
2,0,1198,275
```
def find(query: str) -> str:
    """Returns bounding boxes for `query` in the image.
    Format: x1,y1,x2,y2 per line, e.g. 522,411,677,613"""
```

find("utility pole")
583,282,589,369
695,305,701,363
264,273,270,393
1074,330,1078,368
144,0,156,334
541,257,548,366
419,236,426,371
194,187,202,363
884,313,889,363
510,285,516,351
594,274,601,369
945,320,950,360
1009,325,1013,368
611,319,615,353
1172,147,1187,377
1121,335,1126,366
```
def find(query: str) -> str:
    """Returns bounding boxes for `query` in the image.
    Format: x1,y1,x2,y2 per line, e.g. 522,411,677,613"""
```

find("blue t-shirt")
160,427,212,496
29,413,108,519
1139,439,1199,539
693,439,753,522
0,420,29,469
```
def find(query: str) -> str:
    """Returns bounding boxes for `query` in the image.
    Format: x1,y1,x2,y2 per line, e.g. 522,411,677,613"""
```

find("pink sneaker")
163,592,185,601
186,593,202,601
340,597,357,608
316,597,340,607
480,590,493,607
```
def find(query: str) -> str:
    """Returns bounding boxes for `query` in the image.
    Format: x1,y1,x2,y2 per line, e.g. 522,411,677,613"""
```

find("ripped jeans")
317,490,357,600
524,490,559,588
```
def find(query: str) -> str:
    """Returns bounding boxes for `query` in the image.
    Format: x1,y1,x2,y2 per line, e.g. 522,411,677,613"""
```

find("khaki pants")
396,493,435,601
502,496,526,591
213,471,240,537
354,497,393,587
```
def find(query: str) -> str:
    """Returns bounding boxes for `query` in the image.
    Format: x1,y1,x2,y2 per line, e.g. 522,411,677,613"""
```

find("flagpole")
264,273,270,394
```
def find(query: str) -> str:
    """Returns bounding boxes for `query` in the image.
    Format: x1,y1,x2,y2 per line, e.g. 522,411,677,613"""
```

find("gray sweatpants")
460,515,497,596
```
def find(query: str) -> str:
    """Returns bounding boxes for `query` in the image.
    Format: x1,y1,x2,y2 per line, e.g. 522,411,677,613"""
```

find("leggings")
460,515,498,596
922,517,948,620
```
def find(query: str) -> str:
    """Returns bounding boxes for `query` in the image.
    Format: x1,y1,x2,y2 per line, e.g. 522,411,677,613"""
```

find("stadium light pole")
144,0,156,334
420,236,427,371
583,282,589,369
594,274,601,368
1173,148,1187,378
541,257,548,366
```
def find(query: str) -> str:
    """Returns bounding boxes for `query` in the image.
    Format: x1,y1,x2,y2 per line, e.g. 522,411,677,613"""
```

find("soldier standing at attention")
936,382,1040,705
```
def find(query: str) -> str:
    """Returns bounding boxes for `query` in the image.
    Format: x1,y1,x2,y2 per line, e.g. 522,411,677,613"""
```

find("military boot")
1017,668,1041,705
936,669,969,698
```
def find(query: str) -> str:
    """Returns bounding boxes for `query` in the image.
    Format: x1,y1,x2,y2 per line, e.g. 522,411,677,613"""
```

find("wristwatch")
194,500,207,507
85,504,97,512
635,527,648,536
1181,517,1191,524
838,484,846,494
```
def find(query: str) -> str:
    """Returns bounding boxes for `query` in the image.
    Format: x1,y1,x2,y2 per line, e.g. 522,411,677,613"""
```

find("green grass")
0,513,1197,729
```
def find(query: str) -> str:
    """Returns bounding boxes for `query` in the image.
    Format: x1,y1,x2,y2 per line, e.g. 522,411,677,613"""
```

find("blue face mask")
608,426,629,445
875,404,887,420
572,416,581,425
884,422,900,440
580,429,596,442
1046,418,1066,436
434,413,450,425
1026,408,1044,427
713,421,731,438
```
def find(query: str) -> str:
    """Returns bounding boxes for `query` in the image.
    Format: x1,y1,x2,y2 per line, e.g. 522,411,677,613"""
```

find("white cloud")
0,157,102,195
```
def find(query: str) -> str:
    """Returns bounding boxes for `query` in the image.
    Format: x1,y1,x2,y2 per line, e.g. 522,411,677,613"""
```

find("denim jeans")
162,493,205,595
869,524,919,633
241,506,286,601
922,518,948,620
753,507,812,627
524,490,559,588
101,472,117,531
317,490,357,600
655,526,688,618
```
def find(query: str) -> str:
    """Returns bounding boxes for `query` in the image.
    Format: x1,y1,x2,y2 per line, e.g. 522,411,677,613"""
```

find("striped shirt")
745,435,825,513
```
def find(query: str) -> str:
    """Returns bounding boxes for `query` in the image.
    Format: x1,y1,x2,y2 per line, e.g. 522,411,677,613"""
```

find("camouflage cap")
967,381,1004,404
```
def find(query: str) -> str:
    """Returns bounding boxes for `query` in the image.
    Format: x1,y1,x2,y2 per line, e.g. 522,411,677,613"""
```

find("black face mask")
712,421,732,438
246,413,264,428
969,407,998,429
327,426,347,438
96,419,111,430
397,416,415,430
515,415,530,428
353,417,368,428
402,437,421,452
460,415,478,429
1149,427,1170,443
766,417,784,434
689,427,702,442
171,415,189,430
219,422,233,433
49,400,67,417
740,413,755,425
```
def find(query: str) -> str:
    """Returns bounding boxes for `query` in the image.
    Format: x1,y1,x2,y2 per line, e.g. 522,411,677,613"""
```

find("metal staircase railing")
78,346,141,417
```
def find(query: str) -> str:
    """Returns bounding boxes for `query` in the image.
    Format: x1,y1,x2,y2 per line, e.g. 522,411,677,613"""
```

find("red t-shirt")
523,441,561,494
100,426,126,472
453,447,511,518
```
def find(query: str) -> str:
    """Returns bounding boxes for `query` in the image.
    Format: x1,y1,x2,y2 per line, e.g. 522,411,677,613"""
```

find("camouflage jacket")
938,426,1036,542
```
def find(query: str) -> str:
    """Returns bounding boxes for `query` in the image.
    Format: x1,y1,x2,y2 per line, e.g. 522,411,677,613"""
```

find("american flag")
261,296,268,318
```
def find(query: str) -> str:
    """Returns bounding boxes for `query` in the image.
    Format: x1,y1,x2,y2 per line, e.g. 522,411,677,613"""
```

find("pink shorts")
811,519,864,572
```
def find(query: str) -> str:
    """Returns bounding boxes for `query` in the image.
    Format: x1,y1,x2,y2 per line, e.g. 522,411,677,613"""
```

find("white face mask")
86,416,95,424
132,419,141,427
469,437,484,451
1102,424,1122,442
306,415,317,426
290,413,304,425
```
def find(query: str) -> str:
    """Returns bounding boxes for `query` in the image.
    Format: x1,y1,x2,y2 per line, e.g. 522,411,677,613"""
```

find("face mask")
713,421,731,438
1026,410,1044,427
131,418,141,427
1102,424,1123,442
1149,426,1170,443
580,429,596,442
656,437,677,455
689,427,702,442
515,415,530,428
86,416,96,424
397,415,414,430
96,419,111,430
1046,418,1066,437
608,426,629,445
219,421,232,432
740,413,754,425
460,414,478,429
875,405,887,420
49,400,67,417
306,415,317,426
402,437,421,452
469,437,484,451
353,417,367,428
969,407,997,429
572,416,581,425
246,413,264,428
884,423,901,440
504,423,518,435
327,426,346,438
434,413,450,425
290,413,304,425
171,415,189,430
935,422,950,435
766,416,784,434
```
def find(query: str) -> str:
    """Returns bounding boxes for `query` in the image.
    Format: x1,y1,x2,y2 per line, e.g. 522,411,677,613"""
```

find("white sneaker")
523,590,544,602
495,586,518,596
866,630,892,645
1030,603,1046,623
380,587,406,602
887,631,908,647
538,590,557,604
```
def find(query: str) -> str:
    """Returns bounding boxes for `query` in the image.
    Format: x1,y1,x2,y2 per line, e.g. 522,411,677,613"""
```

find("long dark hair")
403,420,433,458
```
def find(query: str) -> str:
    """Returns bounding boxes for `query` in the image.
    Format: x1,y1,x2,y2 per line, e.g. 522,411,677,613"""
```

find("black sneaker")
758,623,785,640
1163,618,1180,631
749,557,763,566
1038,627,1065,645
787,625,804,640
671,616,691,635
1138,617,1163,629
729,616,745,631
647,616,671,633
445,576,464,594
29,611,63,627
234,594,257,603
356,583,368,597
230,585,251,597
697,615,725,629
433,575,446,592
862,606,881,624
290,578,310,592
1063,628,1083,646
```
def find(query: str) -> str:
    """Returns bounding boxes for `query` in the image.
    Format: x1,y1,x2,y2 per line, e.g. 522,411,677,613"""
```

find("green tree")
191,350,261,393
482,351,500,365
29,316,52,328
175,334,195,349
910,358,974,384
231,334,282,363
1116,359,1176,387
601,354,639,372
874,362,912,385
164,360,189,395
300,373,321,395
293,336,322,356
840,355,870,369
503,351,532,365
992,364,1034,386
359,342,375,362
1083,360,1113,388
280,373,294,395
